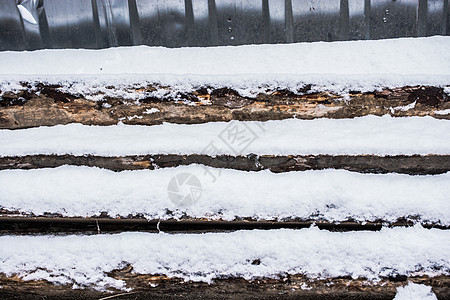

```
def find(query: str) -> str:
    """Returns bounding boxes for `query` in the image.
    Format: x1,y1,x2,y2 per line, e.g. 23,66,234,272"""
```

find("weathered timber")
0,85,448,129
0,273,449,300
1,154,449,175
0,215,446,235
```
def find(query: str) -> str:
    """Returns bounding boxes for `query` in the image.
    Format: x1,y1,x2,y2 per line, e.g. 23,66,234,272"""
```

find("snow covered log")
1,36,449,129
0,84,449,129
1,166,448,224
1,117,449,156
0,154,449,175
0,228,449,298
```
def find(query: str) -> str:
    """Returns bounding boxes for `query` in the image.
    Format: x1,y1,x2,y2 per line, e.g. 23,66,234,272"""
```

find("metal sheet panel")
215,0,264,45
44,0,97,49
0,0,449,50
136,0,187,47
0,1,26,50
292,0,341,42
370,0,419,40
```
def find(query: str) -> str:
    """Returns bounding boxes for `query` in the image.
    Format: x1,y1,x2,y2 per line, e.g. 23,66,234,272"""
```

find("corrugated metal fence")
0,0,449,50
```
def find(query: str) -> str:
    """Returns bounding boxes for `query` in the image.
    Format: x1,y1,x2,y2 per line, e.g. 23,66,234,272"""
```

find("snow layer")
0,116,449,157
0,165,448,223
434,109,450,115
0,227,448,290
1,37,448,76
1,74,449,102
0,37,449,96
394,282,438,300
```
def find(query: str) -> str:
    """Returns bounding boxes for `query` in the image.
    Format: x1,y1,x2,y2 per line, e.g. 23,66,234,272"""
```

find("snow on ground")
0,37,449,97
0,227,448,290
394,282,438,300
0,116,449,157
0,165,448,223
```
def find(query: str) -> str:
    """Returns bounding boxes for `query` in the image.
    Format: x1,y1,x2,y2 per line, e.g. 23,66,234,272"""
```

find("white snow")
0,116,449,157
392,101,416,112
0,37,449,97
0,165,448,223
143,108,160,114
394,282,438,300
434,109,450,115
1,37,448,77
0,227,448,290
124,115,143,121
445,86,450,95
2,74,448,102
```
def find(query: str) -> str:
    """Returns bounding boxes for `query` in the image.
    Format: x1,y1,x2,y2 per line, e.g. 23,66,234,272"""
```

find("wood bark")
0,273,449,300
1,154,449,175
2,215,445,235
0,85,448,129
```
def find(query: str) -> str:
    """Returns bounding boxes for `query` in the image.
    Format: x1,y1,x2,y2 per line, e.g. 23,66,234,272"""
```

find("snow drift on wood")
394,282,438,300
0,37,448,77
0,37,449,97
0,116,449,157
0,166,448,223
0,227,448,291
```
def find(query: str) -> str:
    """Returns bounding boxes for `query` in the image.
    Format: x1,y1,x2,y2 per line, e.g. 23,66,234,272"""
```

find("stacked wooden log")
0,80,449,299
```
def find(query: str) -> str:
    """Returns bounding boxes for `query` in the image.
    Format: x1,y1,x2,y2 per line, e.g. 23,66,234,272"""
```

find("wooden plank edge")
1,154,449,175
